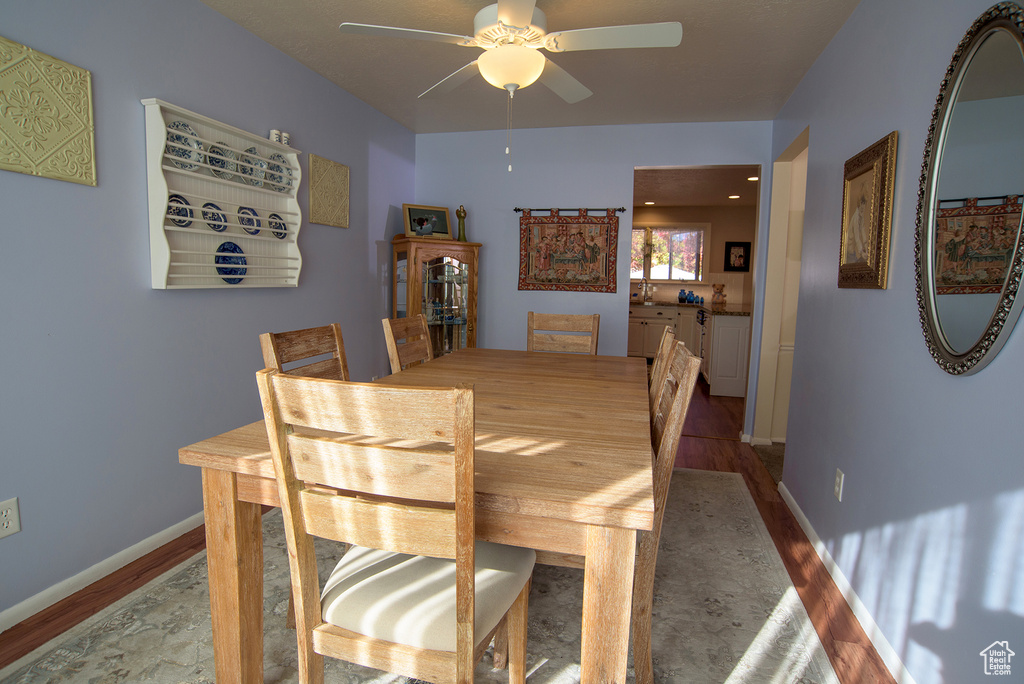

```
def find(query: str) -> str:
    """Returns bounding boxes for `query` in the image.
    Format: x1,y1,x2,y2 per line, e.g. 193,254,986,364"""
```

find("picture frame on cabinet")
403,204,452,239
723,241,750,272
838,131,897,289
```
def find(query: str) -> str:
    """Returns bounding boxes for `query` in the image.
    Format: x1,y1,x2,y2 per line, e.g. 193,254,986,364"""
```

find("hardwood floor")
1,379,895,682
0,523,207,670
678,376,896,683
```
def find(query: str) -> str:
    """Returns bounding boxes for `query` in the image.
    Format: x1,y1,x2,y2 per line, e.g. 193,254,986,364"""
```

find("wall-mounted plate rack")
143,98,302,289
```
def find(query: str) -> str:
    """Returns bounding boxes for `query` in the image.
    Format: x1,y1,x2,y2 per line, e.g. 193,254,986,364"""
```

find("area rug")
0,469,837,683
752,443,785,485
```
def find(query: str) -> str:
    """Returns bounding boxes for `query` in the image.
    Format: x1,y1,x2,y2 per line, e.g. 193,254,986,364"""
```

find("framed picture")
724,241,750,272
403,204,452,239
838,131,898,289
308,154,349,228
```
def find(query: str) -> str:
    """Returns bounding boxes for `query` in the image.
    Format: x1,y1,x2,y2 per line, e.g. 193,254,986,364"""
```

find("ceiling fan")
339,0,683,103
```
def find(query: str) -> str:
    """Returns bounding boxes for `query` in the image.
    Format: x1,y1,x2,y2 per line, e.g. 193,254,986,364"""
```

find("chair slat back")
527,312,600,354
648,326,676,414
650,342,701,522
382,314,434,373
260,323,350,380
258,370,474,559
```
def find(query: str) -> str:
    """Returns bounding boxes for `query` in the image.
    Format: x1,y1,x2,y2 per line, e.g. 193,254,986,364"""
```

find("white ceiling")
199,0,860,135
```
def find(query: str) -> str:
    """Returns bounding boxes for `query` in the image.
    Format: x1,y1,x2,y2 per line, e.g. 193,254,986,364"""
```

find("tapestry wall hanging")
518,208,620,292
0,34,96,186
934,195,1021,294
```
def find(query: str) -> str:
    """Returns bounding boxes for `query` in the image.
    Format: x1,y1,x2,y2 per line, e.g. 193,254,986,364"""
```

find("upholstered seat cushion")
320,541,536,652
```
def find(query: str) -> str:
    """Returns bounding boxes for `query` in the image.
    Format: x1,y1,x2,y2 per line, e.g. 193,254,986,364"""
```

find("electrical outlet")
0,497,21,539
834,469,845,502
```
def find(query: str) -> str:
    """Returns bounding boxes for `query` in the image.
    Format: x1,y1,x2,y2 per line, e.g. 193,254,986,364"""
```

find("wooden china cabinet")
391,235,481,356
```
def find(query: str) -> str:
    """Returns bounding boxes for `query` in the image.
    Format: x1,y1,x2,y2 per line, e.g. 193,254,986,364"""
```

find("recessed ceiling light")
644,201,655,205
728,195,740,199
747,176,758,181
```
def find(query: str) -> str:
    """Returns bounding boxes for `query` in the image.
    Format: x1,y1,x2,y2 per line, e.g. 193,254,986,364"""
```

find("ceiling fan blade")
339,22,473,46
419,61,481,98
538,58,593,104
496,0,538,29
544,22,682,52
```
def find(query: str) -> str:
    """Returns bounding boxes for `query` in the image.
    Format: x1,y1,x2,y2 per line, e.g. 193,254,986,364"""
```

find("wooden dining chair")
631,341,701,683
259,323,350,380
526,312,600,354
257,369,536,684
491,341,700,684
382,313,434,374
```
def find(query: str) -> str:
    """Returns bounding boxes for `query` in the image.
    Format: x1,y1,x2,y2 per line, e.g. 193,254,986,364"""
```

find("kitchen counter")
630,300,751,316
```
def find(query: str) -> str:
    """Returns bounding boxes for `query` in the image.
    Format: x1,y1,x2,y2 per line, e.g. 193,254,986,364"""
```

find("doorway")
751,129,809,447
631,165,761,420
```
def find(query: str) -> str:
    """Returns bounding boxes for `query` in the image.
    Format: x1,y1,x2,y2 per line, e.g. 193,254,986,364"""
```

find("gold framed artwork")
838,131,897,289
403,204,452,239
0,34,97,186
309,153,349,228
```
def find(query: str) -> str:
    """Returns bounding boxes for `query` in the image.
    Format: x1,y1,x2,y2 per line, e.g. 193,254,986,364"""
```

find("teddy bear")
711,283,727,312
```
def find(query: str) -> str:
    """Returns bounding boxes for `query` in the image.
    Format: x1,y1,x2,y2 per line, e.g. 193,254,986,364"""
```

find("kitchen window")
631,225,706,282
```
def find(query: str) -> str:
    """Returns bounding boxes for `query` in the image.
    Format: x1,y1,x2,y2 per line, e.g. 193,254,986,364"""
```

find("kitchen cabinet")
392,235,480,357
677,307,697,354
708,314,752,397
628,305,677,358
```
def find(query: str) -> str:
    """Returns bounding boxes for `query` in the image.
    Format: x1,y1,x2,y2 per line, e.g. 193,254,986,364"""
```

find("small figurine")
711,283,727,312
456,204,467,241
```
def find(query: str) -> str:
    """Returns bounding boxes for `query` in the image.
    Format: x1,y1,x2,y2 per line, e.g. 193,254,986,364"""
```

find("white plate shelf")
143,98,302,289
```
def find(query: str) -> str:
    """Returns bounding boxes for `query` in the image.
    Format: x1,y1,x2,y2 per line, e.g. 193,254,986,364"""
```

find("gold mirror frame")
915,2,1024,374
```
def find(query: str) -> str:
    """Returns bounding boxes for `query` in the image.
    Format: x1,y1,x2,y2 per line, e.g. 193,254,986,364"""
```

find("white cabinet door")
629,306,677,358
627,317,644,356
677,308,697,354
709,315,751,397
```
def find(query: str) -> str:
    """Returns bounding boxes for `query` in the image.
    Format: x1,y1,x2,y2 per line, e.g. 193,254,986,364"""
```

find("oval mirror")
916,3,1024,374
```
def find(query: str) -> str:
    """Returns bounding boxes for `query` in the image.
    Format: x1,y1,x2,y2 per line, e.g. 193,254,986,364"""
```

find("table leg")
201,468,264,684
580,525,636,684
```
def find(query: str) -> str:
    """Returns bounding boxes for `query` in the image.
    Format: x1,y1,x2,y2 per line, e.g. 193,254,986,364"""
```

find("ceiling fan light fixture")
478,44,545,93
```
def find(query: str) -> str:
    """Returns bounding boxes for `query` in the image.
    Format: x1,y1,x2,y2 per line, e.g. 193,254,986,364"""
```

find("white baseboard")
0,511,205,633
777,483,917,684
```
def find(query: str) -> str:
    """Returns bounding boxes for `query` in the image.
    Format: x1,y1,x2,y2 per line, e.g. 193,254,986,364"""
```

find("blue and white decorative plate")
238,206,261,235
240,147,266,187
215,242,247,284
267,153,292,192
165,121,205,171
208,142,238,180
202,202,227,232
268,213,287,239
167,194,193,227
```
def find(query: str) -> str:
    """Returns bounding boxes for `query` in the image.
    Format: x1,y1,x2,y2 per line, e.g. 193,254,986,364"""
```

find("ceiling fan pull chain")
506,89,513,172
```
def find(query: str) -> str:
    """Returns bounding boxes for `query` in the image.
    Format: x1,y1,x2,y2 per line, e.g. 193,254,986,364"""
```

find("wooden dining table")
178,347,654,683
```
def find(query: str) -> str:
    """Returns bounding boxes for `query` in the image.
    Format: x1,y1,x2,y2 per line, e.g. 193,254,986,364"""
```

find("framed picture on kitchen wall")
724,242,750,272
403,204,452,239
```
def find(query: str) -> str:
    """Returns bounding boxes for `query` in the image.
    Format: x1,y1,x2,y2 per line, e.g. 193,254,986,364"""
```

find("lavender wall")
774,0,1024,681
414,122,773,362
0,0,414,616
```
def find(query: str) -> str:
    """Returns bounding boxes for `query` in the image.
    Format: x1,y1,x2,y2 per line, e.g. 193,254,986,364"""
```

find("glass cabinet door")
422,256,469,354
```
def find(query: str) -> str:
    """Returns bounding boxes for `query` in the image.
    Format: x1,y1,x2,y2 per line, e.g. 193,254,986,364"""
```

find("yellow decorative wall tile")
0,35,97,186
309,153,349,228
